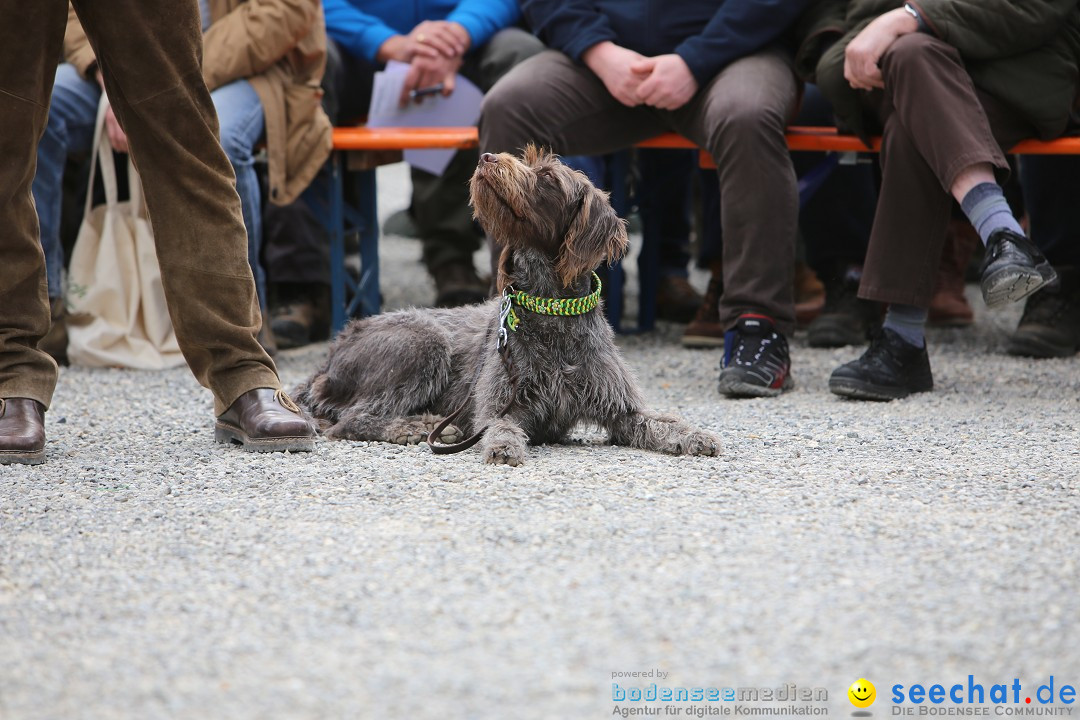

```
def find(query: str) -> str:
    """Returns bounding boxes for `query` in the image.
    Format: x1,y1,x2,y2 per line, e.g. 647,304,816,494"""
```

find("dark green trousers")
0,0,279,413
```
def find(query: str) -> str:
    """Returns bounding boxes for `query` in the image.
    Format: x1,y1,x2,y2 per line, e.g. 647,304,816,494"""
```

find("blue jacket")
521,0,817,85
323,0,521,63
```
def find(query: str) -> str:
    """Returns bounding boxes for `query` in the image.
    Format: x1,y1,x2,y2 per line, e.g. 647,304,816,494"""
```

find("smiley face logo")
848,679,876,708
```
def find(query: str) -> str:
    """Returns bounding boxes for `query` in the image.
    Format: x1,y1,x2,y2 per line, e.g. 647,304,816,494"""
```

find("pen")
408,83,445,100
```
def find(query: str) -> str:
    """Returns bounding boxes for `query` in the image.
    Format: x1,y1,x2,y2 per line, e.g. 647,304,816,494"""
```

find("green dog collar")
506,271,602,332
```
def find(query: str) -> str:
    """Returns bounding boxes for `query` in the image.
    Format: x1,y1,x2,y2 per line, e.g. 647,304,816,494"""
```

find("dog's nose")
480,153,498,164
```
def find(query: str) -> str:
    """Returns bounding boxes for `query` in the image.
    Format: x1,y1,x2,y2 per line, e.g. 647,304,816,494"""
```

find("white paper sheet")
367,60,484,176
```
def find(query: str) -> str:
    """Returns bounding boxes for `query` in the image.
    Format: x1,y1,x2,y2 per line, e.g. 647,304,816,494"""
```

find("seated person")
811,0,1079,400
480,0,818,399
322,0,543,307
35,0,332,356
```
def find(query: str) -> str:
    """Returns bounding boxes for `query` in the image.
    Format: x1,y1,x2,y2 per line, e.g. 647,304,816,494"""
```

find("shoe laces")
723,320,786,368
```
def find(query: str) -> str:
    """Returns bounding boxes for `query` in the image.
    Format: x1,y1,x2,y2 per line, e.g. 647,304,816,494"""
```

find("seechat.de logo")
849,679,877,708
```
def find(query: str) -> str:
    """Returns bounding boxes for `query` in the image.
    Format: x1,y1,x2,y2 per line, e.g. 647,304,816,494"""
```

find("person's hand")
582,41,649,107
94,68,129,153
631,54,699,110
103,103,129,153
399,52,463,106
376,33,441,64
408,20,470,59
844,7,919,90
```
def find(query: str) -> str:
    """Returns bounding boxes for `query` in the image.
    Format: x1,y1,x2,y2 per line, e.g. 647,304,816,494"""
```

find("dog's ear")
555,184,628,287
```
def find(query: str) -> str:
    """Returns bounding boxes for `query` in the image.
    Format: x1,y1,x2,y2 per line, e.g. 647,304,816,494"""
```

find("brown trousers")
0,0,279,413
860,32,1036,307
479,48,800,335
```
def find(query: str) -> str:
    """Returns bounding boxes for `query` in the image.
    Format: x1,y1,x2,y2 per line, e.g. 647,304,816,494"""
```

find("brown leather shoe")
215,388,316,453
928,219,977,327
0,398,46,465
656,274,704,323
682,262,724,348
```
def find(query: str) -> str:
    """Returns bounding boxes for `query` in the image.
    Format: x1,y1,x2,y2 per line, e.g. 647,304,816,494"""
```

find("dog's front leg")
607,411,720,457
480,417,529,466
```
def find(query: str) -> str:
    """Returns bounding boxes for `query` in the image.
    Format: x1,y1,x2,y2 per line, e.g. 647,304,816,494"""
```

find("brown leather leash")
427,293,520,455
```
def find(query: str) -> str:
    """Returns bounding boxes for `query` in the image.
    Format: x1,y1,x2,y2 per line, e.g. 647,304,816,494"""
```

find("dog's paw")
387,415,457,445
484,443,525,467
677,430,721,457
429,424,462,445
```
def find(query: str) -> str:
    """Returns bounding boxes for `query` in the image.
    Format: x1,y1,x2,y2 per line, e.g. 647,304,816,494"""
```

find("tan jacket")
64,0,332,206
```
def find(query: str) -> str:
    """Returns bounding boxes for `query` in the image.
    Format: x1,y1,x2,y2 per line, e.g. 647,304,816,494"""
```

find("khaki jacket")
64,0,332,206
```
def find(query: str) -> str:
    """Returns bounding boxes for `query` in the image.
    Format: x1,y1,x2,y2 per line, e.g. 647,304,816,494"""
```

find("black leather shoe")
829,328,933,401
1007,266,1080,358
0,398,46,465
980,229,1057,308
215,388,316,452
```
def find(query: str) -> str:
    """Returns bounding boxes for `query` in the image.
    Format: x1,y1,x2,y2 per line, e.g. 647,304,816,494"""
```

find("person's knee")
479,59,541,152
218,124,257,167
46,64,98,138
707,94,789,153
481,28,546,78
881,32,957,83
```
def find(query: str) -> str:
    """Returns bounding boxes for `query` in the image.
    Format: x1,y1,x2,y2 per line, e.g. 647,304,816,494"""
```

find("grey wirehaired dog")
294,146,720,465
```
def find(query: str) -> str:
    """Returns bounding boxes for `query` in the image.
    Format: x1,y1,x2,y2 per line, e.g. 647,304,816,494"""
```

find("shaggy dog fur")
294,146,720,465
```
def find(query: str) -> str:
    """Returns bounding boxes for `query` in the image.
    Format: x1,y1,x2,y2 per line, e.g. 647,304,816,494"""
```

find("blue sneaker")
717,314,794,398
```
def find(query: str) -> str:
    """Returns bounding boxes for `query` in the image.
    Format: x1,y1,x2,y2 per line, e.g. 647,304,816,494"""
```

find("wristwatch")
904,3,930,33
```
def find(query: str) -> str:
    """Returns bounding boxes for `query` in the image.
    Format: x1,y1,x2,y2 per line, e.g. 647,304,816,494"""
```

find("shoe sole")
982,263,1057,309
0,448,46,465
718,374,794,398
214,422,315,453
807,329,865,349
1006,335,1079,359
681,335,725,348
828,376,930,401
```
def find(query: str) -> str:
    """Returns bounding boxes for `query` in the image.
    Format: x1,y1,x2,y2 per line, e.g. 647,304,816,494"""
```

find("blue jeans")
33,64,267,305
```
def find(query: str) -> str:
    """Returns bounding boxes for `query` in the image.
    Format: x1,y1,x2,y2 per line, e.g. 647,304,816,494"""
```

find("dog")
294,146,720,465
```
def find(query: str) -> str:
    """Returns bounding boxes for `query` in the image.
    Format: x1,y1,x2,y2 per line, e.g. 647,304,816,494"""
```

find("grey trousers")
478,47,800,334
0,0,278,413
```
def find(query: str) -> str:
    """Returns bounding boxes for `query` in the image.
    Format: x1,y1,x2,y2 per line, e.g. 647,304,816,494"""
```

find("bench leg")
355,168,380,317
329,151,347,334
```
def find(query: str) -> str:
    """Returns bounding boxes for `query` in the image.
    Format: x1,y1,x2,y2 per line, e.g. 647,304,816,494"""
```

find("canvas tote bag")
66,98,184,369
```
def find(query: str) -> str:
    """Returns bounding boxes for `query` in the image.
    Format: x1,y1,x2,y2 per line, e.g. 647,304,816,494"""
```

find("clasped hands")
583,42,699,111
378,20,471,107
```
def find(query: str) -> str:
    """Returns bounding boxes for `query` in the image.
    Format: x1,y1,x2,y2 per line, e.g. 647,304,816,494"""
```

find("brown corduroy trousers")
0,0,280,414
860,32,1037,308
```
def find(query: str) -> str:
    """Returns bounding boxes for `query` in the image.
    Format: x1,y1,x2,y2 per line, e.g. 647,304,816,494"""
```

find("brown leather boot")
0,398,46,465
928,220,978,326
682,261,724,348
39,297,68,365
793,261,826,327
656,274,703,323
215,388,316,452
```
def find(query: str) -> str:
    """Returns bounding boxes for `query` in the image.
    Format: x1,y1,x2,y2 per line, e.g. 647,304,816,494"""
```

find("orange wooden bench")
322,126,1080,333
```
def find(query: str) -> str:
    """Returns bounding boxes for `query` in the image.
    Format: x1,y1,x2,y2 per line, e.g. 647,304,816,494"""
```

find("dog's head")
470,145,628,292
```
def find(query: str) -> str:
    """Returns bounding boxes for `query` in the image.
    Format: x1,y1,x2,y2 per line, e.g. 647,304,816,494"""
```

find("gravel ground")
2,163,1078,720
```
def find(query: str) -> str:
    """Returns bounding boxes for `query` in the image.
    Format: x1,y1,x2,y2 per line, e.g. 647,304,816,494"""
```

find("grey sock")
883,304,927,348
960,182,1024,246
